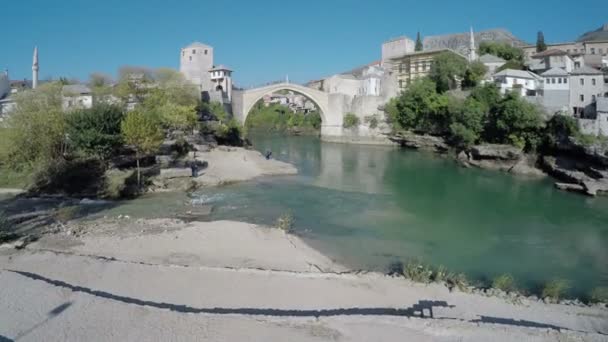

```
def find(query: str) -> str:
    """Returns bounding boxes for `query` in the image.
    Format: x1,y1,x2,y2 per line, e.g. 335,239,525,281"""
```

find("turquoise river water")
96,134,608,297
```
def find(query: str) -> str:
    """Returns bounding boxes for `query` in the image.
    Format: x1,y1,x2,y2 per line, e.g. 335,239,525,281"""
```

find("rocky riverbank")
390,131,608,196
1,217,606,341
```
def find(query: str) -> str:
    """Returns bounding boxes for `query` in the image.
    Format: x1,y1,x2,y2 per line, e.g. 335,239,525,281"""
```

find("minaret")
32,46,39,89
469,27,477,62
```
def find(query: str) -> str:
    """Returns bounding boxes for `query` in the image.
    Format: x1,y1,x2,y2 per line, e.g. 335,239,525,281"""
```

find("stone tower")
32,46,39,89
469,27,477,62
179,42,214,95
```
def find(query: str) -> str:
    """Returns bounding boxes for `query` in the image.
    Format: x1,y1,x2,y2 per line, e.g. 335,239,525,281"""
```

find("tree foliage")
158,103,198,132
394,78,450,134
479,42,524,64
415,32,423,51
0,83,66,170
462,61,488,89
429,52,468,92
343,113,360,128
536,31,547,53
245,102,322,132
66,104,125,160
121,109,164,186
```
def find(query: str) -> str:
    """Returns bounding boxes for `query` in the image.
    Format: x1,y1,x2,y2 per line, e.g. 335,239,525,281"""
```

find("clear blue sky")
3,0,607,87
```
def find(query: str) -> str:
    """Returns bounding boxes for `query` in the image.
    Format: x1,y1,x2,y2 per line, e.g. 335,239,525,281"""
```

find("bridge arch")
233,82,331,125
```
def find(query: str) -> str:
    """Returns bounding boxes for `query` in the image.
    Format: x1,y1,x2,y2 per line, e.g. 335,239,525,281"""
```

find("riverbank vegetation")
0,68,242,196
245,101,322,134
386,77,591,152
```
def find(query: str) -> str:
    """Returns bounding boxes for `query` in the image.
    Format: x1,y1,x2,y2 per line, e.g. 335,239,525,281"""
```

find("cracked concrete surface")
1,219,607,341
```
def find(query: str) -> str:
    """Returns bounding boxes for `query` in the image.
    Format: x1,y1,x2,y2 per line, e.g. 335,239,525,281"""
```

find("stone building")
179,42,214,95
381,37,415,64
388,49,467,90
209,65,233,102
539,67,570,113
578,97,608,136
527,49,574,74
569,66,605,117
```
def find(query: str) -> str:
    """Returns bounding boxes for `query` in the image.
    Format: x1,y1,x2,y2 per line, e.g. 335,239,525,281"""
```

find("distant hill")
576,23,608,42
423,29,528,56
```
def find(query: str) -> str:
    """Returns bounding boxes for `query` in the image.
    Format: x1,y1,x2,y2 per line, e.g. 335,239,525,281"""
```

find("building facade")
492,69,542,96
381,37,415,64
539,67,570,113
389,49,466,90
209,65,233,102
569,66,605,117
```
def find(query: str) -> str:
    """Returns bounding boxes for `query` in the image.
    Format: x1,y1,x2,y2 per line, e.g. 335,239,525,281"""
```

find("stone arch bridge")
232,82,345,137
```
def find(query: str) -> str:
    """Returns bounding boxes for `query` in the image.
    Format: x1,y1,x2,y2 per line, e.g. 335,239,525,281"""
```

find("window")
580,94,584,102
399,64,403,73
192,49,196,54
546,78,550,83
189,56,192,61
564,78,568,84
592,78,596,86
580,78,584,85
600,48,604,55
204,50,208,55
592,95,596,102
574,49,578,52
558,78,562,84
591,48,596,54
575,62,581,68
399,80,403,88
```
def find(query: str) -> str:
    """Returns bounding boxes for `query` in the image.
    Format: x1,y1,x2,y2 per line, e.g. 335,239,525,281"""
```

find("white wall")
62,95,93,111
180,44,214,93
494,76,538,96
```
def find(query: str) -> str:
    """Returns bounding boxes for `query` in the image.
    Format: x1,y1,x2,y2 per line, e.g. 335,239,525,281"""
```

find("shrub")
215,119,243,146
66,103,124,161
0,211,10,232
542,279,570,300
276,212,295,233
590,287,608,303
403,260,434,283
492,274,518,293
343,113,360,129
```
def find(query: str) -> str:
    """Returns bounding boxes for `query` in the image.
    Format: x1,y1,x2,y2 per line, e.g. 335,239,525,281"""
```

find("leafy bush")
1,83,66,170
393,78,450,134
276,212,295,233
121,109,164,187
590,287,608,303
215,119,243,146
159,103,198,132
542,279,570,300
30,158,106,196
541,114,580,152
492,274,518,293
66,103,124,160
343,113,360,129
479,42,525,64
429,51,468,92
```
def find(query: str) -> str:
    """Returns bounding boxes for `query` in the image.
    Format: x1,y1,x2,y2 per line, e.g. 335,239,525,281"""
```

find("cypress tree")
536,31,547,52
415,32,423,51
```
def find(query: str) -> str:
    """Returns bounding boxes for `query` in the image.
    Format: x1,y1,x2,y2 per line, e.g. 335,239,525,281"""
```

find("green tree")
159,103,198,132
0,83,66,170
496,60,525,72
536,31,547,52
429,52,468,92
394,78,450,134
485,92,544,150
469,83,501,111
415,32,423,51
541,114,580,151
479,42,524,64
448,97,487,148
121,109,164,187
462,61,488,89
67,104,125,161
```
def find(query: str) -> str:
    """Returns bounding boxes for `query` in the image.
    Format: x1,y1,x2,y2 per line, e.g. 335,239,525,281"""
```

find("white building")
492,69,542,96
209,65,233,102
569,66,605,117
62,84,93,111
539,67,570,113
179,42,214,95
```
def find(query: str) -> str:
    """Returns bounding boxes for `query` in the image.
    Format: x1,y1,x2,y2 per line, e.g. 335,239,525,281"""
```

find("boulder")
541,155,608,196
159,168,192,180
389,132,449,152
469,144,522,161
